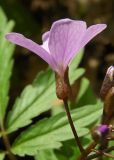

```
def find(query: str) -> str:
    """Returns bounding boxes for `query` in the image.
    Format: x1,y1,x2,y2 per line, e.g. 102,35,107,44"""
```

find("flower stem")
0,121,17,160
77,141,97,160
87,146,114,160
63,99,85,155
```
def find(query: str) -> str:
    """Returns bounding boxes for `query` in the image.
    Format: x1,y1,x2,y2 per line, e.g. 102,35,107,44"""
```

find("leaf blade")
6,69,57,133
0,152,5,160
11,101,102,156
35,150,58,160
0,7,15,121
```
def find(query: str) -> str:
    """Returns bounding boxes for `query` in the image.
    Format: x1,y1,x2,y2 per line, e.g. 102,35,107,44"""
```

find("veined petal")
5,32,54,68
64,24,107,66
42,31,50,42
6,32,59,72
80,24,107,48
49,18,87,71
41,31,59,71
41,31,50,53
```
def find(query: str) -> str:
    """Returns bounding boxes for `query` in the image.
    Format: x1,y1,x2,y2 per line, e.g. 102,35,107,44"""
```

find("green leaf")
52,141,78,160
0,152,5,160
69,68,85,84
0,7,15,122
70,48,84,70
56,140,80,160
11,101,102,156
6,69,57,133
35,136,92,160
36,149,70,160
55,135,92,160
35,150,58,160
76,78,97,107
69,49,85,84
0,8,7,29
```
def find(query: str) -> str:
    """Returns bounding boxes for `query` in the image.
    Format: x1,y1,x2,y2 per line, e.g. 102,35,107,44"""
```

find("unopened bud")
55,68,71,100
100,66,114,100
91,125,109,143
101,87,114,124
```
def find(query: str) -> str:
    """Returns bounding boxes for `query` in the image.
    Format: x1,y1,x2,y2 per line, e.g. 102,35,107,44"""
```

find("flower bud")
101,87,114,124
100,66,114,100
91,125,109,143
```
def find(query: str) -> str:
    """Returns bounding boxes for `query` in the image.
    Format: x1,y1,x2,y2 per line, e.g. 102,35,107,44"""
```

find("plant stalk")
77,141,97,160
0,121,17,160
63,99,85,156
87,146,114,160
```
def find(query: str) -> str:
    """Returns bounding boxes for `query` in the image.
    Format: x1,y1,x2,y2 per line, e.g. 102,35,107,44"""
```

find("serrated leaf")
69,49,85,84
55,135,92,160
0,152,5,160
69,68,85,84
35,150,58,160
56,140,80,160
11,101,102,156
76,78,97,107
35,136,92,160
0,7,15,122
77,78,90,100
0,8,7,30
70,48,84,70
6,69,57,133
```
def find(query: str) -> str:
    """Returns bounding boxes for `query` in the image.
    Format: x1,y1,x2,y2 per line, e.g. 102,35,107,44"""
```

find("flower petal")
49,19,87,71
65,24,107,66
80,24,107,48
41,31,50,53
42,31,50,42
41,31,59,71
5,32,55,68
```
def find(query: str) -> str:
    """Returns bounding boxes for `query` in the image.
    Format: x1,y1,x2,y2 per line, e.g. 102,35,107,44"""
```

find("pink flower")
5,18,106,76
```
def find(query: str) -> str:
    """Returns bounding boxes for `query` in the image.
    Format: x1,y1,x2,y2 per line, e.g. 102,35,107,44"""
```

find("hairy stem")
0,121,17,160
63,99,85,155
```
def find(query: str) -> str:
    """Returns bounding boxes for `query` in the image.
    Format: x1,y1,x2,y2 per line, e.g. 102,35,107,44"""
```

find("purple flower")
97,125,109,137
5,18,106,76
91,125,109,143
